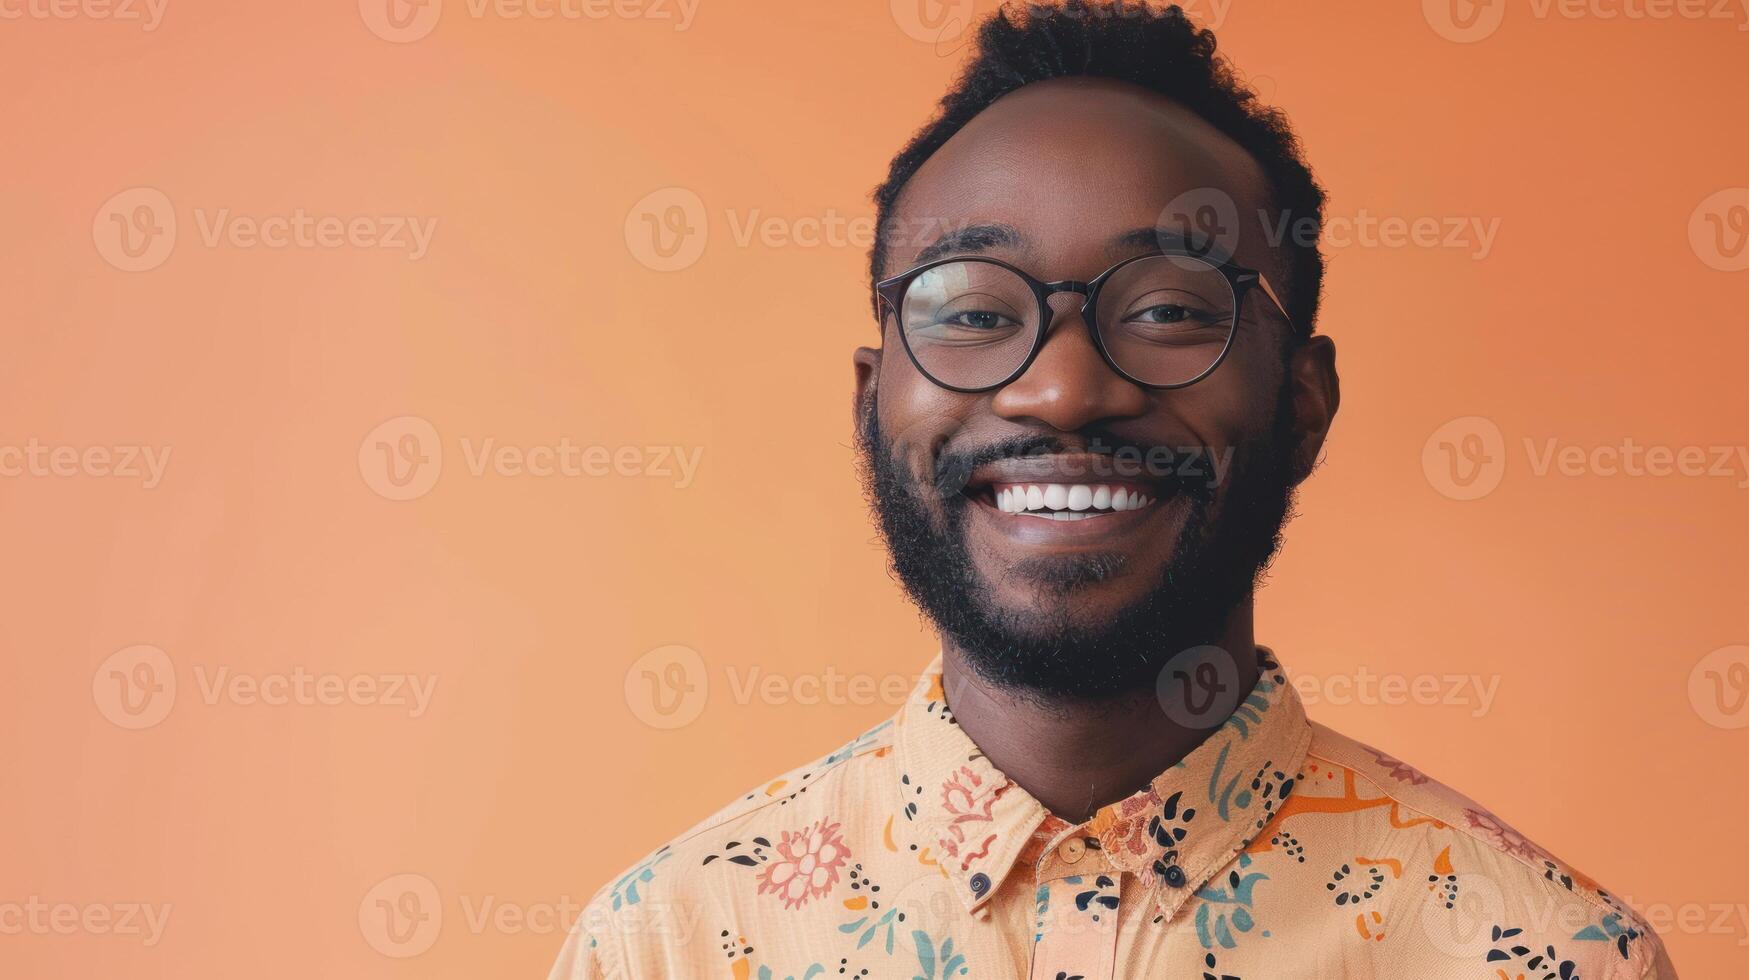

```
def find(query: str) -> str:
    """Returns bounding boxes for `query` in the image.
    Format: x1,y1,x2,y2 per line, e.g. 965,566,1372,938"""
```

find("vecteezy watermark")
1424,0,1749,43
91,644,177,730
358,0,698,43
1155,644,1245,729
1688,644,1749,730
92,644,438,730
1422,416,1749,501
622,646,925,729
1264,208,1502,261
359,873,442,958
93,187,437,272
0,899,172,946
1288,666,1502,718
1637,900,1749,944
622,186,981,272
357,415,703,501
0,440,171,489
0,0,168,29
1689,188,1749,272
358,873,702,959
1151,191,1502,262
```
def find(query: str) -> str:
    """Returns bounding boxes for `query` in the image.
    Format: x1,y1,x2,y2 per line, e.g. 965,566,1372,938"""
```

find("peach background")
2,1,1746,977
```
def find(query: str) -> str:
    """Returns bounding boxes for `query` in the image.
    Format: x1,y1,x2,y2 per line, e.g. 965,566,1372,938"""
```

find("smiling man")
550,3,1675,978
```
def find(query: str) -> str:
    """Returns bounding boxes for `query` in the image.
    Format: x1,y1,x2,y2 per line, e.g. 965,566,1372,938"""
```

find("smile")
989,483,1156,520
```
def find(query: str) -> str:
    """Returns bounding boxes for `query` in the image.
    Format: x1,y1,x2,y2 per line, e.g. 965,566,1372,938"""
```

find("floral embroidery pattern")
1363,746,1430,785
757,819,851,909
1193,853,1267,950
562,652,1671,980
911,931,969,979
938,765,999,871
1464,807,1553,864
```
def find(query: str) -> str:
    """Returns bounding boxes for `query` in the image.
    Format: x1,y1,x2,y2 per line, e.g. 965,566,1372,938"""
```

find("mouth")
959,452,1171,533
983,481,1157,520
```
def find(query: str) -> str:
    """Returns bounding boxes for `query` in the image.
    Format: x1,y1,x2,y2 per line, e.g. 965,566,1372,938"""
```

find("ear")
853,345,882,431
1286,335,1340,483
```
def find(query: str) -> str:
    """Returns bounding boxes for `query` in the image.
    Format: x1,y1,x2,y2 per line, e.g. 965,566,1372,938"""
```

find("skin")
853,77,1341,822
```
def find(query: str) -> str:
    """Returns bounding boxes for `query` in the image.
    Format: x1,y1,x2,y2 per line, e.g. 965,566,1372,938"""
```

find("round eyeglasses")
873,249,1292,393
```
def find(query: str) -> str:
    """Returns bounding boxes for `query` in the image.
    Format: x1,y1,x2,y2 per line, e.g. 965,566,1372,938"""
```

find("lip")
966,483,1187,548
958,453,1185,550
964,452,1164,493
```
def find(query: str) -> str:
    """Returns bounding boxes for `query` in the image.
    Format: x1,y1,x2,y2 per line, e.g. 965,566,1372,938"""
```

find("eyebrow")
909,224,1205,268
911,223,1024,266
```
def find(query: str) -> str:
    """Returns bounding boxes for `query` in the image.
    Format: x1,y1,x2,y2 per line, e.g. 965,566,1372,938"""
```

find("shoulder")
548,719,898,980
1293,721,1675,979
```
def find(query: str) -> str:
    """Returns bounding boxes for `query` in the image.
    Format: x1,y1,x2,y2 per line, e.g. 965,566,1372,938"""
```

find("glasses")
873,249,1292,393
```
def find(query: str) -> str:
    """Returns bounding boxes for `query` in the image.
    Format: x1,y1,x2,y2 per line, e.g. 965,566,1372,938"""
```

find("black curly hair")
869,0,1326,337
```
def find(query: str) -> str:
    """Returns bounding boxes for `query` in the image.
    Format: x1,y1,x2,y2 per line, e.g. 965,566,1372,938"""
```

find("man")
551,3,1675,977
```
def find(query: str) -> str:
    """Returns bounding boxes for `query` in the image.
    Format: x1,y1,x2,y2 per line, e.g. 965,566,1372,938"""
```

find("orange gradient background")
3,1,1747,977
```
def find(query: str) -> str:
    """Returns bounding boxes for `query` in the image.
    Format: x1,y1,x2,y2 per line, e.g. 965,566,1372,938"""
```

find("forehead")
883,77,1275,279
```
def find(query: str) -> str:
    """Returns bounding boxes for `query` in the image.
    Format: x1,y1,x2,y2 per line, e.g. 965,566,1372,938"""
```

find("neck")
940,601,1259,824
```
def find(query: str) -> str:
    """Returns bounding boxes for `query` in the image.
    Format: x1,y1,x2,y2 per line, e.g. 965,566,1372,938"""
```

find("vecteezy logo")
624,187,708,272
1156,187,1240,264
1155,645,1241,730
359,0,442,43
1689,645,1749,730
1422,416,1506,501
1423,0,1505,43
93,187,176,272
358,416,442,501
358,873,442,957
890,0,974,49
625,644,709,729
1419,872,1506,959
92,644,177,729
1688,188,1749,273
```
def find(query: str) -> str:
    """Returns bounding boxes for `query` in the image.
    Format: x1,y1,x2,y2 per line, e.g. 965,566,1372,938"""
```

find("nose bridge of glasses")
1040,280,1093,329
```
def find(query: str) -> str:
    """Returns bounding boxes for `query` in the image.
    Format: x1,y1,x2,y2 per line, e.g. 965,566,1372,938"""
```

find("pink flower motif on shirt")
755,818,850,910
939,765,1001,871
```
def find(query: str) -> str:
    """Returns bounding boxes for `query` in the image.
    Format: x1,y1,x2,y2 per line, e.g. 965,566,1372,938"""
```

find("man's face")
854,77,1338,699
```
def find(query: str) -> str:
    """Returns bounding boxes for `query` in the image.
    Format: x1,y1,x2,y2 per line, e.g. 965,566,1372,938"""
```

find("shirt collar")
890,648,1312,921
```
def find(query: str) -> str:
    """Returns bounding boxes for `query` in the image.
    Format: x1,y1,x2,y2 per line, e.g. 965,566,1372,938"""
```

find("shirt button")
1057,837,1087,863
968,872,991,897
1162,864,1187,888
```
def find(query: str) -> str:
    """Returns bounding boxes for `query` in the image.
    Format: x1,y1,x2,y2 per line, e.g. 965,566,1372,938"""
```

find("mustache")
923,431,1233,502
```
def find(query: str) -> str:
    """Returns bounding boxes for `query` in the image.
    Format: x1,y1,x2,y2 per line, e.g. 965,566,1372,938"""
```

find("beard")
857,382,1302,702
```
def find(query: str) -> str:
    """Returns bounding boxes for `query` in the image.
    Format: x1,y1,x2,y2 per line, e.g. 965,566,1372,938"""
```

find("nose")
990,292,1149,431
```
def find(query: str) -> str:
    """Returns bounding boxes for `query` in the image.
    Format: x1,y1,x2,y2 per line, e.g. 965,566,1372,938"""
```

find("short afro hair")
869,0,1326,337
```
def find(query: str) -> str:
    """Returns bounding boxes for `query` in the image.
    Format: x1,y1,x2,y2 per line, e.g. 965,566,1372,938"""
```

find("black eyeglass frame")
873,248,1293,394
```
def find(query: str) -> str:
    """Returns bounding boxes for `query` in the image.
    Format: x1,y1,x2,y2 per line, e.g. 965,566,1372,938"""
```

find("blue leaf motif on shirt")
912,930,969,979
610,845,671,910
1194,853,1269,950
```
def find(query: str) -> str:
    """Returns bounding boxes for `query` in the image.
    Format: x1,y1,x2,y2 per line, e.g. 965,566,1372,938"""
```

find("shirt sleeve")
546,918,608,980
1635,934,1680,980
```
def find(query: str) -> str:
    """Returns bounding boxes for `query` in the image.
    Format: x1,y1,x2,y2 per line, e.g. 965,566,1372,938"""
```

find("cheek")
1167,329,1285,446
877,338,979,463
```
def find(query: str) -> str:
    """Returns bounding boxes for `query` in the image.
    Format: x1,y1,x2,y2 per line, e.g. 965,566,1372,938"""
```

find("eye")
941,309,1018,331
1125,304,1219,326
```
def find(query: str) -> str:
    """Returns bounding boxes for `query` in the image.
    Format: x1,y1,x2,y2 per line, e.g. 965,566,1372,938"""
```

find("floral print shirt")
548,651,1677,979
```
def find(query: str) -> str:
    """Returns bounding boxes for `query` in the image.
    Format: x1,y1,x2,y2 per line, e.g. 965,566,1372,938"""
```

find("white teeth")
1066,485,1093,511
991,484,1155,518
